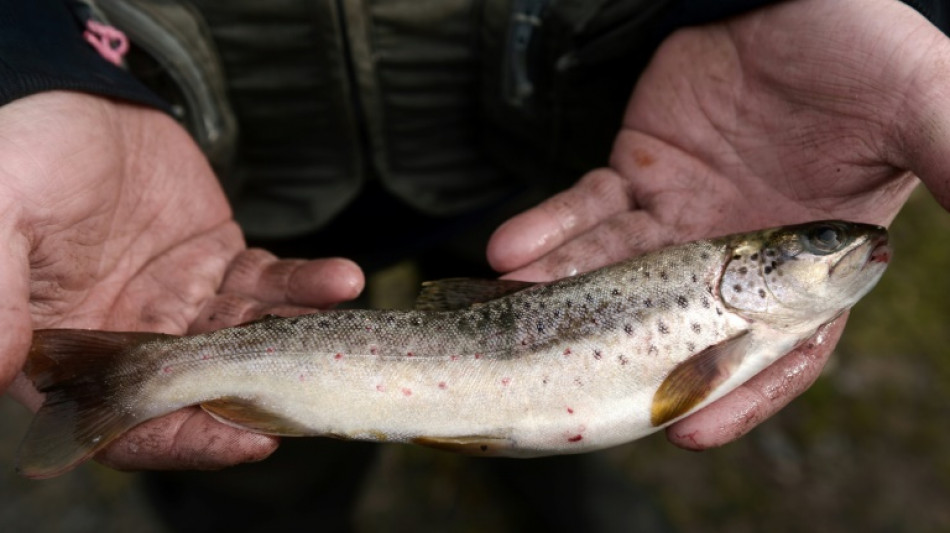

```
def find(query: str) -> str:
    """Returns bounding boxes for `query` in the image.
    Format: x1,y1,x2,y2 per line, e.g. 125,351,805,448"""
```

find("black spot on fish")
691,323,702,334
766,249,776,257
691,274,698,283
716,307,723,316
686,342,696,352
553,309,561,319
700,252,710,260
751,253,760,261
574,377,584,387
624,323,634,335
701,297,710,309
566,300,573,308
618,355,629,366
759,289,767,299
733,284,742,293
644,298,654,308
657,321,669,335
542,377,549,385
611,288,621,297
660,271,669,281
319,320,331,328
538,301,547,310
738,266,748,275
593,349,602,360
764,266,773,274
522,301,532,310
648,345,659,355
586,293,595,303
733,254,742,260
644,271,651,279
676,295,688,309
537,321,545,334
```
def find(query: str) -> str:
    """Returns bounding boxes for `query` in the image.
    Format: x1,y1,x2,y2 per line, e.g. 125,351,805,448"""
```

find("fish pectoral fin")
201,397,310,436
414,278,537,310
650,331,752,427
412,435,513,455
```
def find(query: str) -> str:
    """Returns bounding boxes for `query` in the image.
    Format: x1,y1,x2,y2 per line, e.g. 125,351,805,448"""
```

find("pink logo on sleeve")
83,19,129,66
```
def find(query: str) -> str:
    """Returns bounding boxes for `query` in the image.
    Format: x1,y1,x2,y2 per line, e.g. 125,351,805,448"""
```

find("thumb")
893,25,950,210
0,227,33,396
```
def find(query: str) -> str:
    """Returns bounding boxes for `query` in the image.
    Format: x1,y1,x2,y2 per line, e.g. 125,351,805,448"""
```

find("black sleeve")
902,0,950,33
656,0,950,36
0,0,167,109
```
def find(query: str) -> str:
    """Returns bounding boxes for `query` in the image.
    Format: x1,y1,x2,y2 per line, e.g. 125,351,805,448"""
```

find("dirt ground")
2,189,948,532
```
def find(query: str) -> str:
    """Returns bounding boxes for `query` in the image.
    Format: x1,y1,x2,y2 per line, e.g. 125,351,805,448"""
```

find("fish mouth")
867,235,891,265
830,232,889,276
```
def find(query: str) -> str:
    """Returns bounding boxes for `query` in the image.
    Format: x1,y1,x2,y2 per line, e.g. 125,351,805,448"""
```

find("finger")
0,228,32,394
665,314,848,450
220,249,364,308
96,407,278,472
487,169,634,274
189,292,320,334
500,210,670,282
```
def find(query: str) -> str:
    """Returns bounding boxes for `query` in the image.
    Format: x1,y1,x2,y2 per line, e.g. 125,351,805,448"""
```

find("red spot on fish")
402,388,413,397
162,366,172,374
407,351,414,357
376,384,386,392
334,352,343,360
266,347,275,353
563,348,572,356
501,377,511,386
299,374,306,382
202,354,211,360
438,381,447,390
450,355,459,361
566,407,574,414
370,346,378,355
568,435,583,443
474,353,482,360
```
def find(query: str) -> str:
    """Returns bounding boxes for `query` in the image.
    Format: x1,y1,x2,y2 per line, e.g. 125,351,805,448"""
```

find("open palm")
0,92,364,471
489,0,947,447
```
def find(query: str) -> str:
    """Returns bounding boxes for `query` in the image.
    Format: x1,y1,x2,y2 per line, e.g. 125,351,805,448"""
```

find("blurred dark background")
2,188,948,532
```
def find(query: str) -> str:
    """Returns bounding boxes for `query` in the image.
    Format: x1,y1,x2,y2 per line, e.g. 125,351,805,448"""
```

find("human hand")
0,91,364,471
487,0,945,448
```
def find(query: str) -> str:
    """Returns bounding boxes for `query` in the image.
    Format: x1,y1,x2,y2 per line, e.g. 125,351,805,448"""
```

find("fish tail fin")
17,329,173,479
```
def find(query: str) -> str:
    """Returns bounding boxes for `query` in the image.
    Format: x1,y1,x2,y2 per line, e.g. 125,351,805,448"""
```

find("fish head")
719,221,890,330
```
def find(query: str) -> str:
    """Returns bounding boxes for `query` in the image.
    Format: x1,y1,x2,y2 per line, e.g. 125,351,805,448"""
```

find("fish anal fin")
650,331,751,427
201,397,310,436
412,435,512,455
414,278,536,311
18,329,174,479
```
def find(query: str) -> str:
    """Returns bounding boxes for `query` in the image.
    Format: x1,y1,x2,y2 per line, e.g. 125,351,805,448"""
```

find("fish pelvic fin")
17,329,174,479
412,435,514,456
650,331,751,427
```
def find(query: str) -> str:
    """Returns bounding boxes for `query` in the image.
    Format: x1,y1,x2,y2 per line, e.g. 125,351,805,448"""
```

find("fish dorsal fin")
414,278,536,311
201,397,311,436
650,331,752,427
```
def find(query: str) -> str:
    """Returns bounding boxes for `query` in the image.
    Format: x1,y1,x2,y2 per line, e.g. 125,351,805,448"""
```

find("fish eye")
800,223,851,255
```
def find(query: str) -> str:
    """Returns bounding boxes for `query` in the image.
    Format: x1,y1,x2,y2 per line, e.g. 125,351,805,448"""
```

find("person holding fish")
0,0,946,523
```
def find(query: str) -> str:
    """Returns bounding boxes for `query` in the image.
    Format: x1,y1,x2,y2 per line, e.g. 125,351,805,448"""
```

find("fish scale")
16,220,890,478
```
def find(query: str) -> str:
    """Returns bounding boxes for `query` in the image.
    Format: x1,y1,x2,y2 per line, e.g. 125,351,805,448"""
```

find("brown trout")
16,221,890,478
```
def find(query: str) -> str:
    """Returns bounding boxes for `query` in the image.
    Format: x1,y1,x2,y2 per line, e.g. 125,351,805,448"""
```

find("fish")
15,220,891,479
